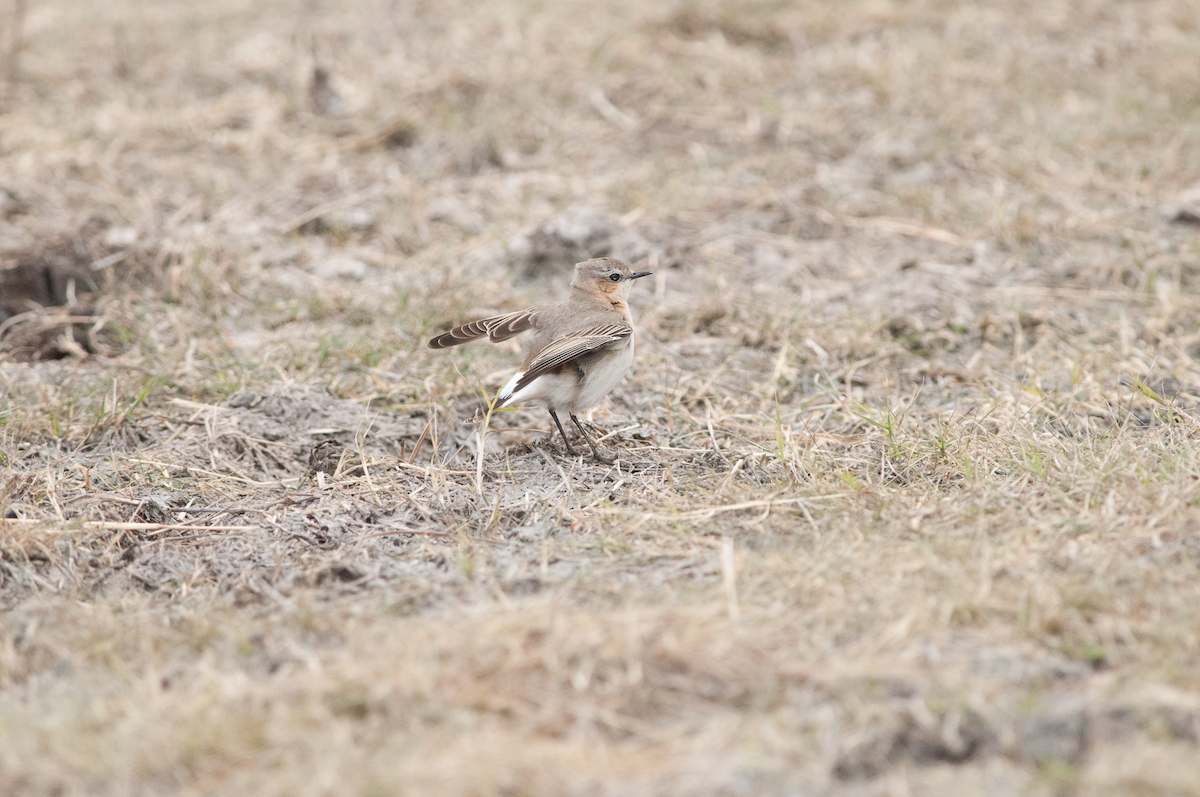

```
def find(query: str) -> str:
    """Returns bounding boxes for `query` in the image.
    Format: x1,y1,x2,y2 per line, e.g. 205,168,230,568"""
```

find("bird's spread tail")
494,371,524,408
427,309,536,349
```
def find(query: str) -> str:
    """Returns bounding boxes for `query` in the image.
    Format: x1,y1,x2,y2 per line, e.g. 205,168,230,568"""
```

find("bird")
428,257,653,463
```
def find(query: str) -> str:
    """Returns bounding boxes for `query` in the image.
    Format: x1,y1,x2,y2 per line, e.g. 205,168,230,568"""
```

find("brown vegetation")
3,0,1200,794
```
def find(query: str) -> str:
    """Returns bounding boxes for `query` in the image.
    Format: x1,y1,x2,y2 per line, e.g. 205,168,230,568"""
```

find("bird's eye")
608,273,621,282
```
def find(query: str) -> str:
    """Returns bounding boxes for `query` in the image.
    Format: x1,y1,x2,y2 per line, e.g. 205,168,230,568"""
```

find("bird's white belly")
573,339,634,412
498,339,634,414
500,371,576,410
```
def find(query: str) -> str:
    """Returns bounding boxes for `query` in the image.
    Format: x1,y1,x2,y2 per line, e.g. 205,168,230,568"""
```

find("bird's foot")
589,448,615,465
570,414,615,464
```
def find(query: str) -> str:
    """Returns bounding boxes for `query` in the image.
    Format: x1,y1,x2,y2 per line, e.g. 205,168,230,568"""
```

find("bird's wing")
427,308,536,349
510,322,631,394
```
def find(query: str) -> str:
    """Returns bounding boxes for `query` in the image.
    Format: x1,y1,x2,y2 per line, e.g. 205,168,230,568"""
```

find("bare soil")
3,1,1200,794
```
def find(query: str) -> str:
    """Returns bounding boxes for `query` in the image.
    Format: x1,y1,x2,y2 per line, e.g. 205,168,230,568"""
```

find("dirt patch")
0,217,140,361
2,0,1200,794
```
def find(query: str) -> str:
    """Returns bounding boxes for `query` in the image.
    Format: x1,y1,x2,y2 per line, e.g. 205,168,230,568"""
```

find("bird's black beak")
631,271,653,279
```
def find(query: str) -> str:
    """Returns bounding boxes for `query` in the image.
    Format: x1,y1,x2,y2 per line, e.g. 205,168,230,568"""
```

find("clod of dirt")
1018,704,1088,766
318,562,368,584
0,218,107,320
0,302,104,361
307,439,365,478
381,119,418,149
354,117,418,150
690,450,731,471
0,217,131,361
0,186,27,218
1160,204,1200,225
310,66,349,118
833,706,997,780
131,494,182,525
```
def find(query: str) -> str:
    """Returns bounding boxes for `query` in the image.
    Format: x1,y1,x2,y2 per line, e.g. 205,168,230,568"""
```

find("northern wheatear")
428,257,653,463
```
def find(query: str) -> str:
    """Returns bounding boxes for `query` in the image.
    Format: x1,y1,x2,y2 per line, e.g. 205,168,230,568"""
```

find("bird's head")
572,257,653,299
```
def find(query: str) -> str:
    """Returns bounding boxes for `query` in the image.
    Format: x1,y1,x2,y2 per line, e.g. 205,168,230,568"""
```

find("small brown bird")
429,257,653,462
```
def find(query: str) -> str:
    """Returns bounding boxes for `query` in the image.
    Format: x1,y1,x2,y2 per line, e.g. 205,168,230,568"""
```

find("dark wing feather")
485,309,536,343
427,309,536,349
511,323,631,394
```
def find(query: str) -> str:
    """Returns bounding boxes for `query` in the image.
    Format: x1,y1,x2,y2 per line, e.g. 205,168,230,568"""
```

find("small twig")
706,415,721,452
717,458,745,493
123,458,301,487
91,247,136,271
588,87,637,129
62,493,142,506
0,313,100,339
721,537,740,625
168,398,228,413
593,423,641,444
170,507,246,515
364,528,455,539
536,448,574,494
409,416,433,464
277,185,383,234
83,521,258,533
648,495,841,521
814,207,971,246
388,459,477,477
45,466,65,522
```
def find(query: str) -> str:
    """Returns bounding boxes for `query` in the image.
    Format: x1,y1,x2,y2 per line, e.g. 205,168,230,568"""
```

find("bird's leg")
570,414,614,464
547,409,579,457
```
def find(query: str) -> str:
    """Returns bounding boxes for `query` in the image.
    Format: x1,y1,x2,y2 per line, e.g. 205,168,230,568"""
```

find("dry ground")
3,0,1200,794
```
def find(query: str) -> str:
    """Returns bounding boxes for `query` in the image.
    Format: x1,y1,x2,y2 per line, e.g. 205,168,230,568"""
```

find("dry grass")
3,0,1200,794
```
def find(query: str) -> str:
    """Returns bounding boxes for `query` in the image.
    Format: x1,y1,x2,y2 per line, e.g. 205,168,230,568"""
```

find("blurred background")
3,0,1196,386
